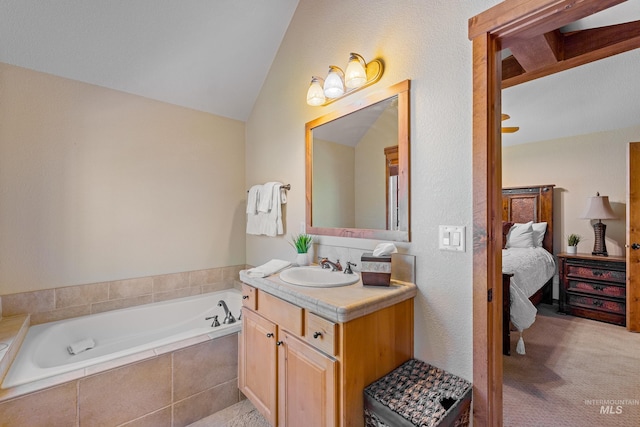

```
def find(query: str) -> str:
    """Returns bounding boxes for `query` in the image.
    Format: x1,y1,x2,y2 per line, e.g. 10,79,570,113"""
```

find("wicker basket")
364,359,472,427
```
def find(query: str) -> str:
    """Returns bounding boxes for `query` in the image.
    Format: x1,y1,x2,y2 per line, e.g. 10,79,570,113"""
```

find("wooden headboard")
502,185,555,254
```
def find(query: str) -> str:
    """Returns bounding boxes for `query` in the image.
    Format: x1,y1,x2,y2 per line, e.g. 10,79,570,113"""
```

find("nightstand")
557,253,626,326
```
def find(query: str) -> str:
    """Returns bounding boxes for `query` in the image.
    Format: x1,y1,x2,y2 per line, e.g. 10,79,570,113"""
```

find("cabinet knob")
266,333,274,338
632,243,640,250
242,295,249,299
313,332,322,339
276,341,283,346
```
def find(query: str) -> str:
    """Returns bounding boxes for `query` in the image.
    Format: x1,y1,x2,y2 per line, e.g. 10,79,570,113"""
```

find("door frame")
627,143,640,331
468,1,635,425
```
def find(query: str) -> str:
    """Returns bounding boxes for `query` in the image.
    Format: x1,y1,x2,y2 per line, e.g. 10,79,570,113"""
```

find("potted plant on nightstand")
567,234,581,255
290,233,313,266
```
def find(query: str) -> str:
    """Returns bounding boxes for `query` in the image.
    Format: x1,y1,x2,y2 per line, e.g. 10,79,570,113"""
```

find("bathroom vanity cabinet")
238,277,415,427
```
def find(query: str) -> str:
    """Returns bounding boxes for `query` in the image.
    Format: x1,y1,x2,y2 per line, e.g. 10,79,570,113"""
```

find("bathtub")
2,289,242,389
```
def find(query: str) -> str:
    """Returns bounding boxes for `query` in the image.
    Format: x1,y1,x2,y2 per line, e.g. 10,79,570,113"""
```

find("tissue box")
361,253,391,287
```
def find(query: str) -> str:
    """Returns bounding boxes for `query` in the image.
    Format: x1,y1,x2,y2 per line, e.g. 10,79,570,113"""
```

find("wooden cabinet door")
239,309,278,426
278,331,337,427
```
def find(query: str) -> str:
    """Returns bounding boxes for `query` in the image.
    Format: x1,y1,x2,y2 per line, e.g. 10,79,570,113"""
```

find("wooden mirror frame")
305,80,411,241
469,1,638,425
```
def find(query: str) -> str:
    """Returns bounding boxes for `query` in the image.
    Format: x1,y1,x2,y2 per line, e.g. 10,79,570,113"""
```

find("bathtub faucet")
218,300,236,324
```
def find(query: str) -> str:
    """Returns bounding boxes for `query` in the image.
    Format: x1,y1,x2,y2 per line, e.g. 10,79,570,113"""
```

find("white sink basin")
279,266,359,288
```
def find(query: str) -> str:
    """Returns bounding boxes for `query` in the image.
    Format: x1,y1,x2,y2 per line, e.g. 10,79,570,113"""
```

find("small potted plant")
290,233,313,266
567,234,581,255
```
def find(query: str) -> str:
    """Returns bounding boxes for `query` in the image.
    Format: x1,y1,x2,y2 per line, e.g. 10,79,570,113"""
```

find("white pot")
566,245,577,255
296,252,310,266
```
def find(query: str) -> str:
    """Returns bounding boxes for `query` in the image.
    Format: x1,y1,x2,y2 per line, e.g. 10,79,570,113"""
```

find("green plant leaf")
290,233,313,253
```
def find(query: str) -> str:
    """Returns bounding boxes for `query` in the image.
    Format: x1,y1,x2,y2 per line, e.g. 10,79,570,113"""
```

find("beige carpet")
503,304,640,426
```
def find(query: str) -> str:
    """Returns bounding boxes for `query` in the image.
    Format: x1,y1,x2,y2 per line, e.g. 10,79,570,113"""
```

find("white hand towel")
246,185,261,214
68,338,96,355
260,183,285,237
246,259,291,278
258,182,278,213
246,213,261,235
246,184,263,235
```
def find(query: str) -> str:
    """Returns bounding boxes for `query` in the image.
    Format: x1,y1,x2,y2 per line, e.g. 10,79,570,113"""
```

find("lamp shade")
345,53,367,89
306,76,326,106
323,66,345,98
580,194,617,220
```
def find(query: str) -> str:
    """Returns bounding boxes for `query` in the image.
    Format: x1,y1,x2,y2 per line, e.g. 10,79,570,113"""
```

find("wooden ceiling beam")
508,30,563,71
503,20,640,88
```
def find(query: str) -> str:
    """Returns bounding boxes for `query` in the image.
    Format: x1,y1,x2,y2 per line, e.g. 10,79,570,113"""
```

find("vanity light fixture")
345,53,367,88
324,66,345,98
306,76,326,106
306,52,384,106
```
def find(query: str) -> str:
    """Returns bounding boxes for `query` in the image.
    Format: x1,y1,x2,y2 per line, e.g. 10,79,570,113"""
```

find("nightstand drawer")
568,280,626,298
566,293,625,315
565,264,625,284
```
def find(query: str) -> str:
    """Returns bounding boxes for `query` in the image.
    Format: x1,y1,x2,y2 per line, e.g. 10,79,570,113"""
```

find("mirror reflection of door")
385,145,399,230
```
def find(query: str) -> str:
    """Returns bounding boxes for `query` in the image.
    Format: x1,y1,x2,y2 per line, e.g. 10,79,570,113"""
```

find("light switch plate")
439,225,466,252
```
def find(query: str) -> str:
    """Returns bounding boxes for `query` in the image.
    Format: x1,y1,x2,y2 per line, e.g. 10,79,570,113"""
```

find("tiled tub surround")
0,265,246,325
3,290,241,389
0,266,245,426
0,333,241,427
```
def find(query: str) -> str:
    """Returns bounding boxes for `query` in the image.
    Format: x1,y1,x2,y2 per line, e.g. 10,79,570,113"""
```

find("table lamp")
580,192,617,256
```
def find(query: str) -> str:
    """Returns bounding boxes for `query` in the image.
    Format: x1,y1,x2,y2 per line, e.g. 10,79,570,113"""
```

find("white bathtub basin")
2,289,242,389
279,266,359,287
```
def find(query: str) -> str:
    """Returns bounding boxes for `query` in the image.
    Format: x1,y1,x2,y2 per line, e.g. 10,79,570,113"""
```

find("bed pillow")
502,221,514,248
531,222,547,247
512,221,547,247
506,221,535,248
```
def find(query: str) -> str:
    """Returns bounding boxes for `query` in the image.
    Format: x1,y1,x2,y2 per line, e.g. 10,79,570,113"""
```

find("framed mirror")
305,80,410,241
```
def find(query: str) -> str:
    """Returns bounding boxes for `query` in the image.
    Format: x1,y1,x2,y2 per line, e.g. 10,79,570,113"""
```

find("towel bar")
247,183,290,193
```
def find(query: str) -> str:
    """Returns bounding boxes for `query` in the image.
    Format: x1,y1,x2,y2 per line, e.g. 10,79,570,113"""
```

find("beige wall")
503,125,640,259
0,63,247,295
246,0,501,379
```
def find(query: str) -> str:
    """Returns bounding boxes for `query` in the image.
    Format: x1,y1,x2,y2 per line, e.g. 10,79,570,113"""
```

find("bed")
502,185,557,355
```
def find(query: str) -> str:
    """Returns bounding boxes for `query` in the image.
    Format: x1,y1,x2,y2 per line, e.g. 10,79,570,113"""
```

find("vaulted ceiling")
0,0,300,121
1,1,639,145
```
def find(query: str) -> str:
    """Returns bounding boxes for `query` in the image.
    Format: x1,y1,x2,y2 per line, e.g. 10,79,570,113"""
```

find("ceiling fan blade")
502,126,519,133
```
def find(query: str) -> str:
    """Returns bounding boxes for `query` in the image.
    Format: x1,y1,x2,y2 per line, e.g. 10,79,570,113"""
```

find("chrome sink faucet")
217,300,236,324
319,257,342,272
344,261,357,274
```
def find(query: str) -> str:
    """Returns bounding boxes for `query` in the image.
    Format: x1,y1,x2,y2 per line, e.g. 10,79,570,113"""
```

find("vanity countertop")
239,269,417,323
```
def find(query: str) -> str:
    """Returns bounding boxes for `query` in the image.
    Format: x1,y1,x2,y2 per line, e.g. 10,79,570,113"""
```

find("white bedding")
502,247,556,353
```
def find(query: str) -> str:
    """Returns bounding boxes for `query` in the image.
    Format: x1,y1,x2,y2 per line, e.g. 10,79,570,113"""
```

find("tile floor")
188,399,270,427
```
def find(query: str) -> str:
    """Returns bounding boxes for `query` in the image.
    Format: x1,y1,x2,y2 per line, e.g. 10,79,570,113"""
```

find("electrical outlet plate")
439,225,466,252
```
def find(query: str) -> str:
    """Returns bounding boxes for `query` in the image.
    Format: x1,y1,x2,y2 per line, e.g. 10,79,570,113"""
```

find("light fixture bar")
306,52,384,106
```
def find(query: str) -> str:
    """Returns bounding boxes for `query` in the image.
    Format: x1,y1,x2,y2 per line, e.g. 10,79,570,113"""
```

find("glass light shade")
345,53,367,88
306,77,326,106
323,66,345,98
